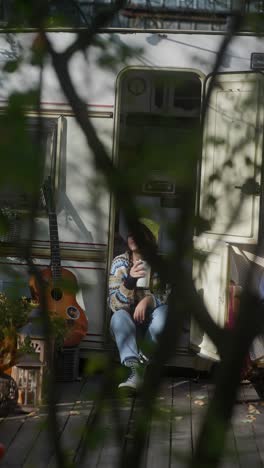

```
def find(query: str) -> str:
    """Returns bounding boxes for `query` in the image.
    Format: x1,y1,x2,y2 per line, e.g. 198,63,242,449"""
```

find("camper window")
0,115,59,213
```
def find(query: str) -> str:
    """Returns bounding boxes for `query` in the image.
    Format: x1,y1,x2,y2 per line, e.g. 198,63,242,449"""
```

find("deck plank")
96,401,135,468
145,378,172,468
47,406,93,468
251,407,264,465
1,374,264,467
190,379,240,468
170,378,192,468
0,415,24,452
1,414,44,467
237,382,264,466
219,428,240,468
47,378,98,467
23,379,87,468
205,382,240,468
232,400,262,468
76,395,135,468
72,374,136,468
23,412,71,468
190,379,208,452
240,382,260,402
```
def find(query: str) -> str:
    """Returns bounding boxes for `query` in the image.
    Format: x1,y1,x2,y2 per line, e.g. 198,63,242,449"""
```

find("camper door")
191,72,264,360
200,72,264,244
191,236,229,361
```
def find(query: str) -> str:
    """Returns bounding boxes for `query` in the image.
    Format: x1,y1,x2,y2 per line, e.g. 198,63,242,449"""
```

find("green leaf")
3,60,20,73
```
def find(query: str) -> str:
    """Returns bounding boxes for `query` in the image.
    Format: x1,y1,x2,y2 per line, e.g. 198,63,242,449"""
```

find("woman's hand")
130,260,146,279
133,296,153,323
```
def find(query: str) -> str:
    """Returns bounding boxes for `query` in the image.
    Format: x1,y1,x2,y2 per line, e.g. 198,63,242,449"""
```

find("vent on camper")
142,180,175,195
0,208,21,243
54,346,80,382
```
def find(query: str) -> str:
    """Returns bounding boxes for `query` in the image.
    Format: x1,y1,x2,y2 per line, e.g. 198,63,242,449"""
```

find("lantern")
11,307,48,410
14,353,42,409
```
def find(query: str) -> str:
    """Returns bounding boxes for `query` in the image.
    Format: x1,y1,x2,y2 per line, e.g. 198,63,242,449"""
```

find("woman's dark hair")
128,222,157,253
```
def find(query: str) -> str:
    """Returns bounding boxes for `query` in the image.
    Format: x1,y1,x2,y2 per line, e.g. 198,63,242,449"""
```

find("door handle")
235,178,261,196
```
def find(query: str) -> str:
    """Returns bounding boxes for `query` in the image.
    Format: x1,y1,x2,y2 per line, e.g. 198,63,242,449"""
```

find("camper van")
0,26,263,370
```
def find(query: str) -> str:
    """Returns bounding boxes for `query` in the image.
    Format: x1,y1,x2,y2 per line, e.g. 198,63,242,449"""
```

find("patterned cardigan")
108,251,168,313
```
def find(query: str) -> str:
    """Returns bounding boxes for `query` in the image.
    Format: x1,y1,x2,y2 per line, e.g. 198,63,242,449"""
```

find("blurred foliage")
0,293,31,341
0,293,32,371
94,35,143,72
0,91,43,200
0,2,263,468
49,315,67,348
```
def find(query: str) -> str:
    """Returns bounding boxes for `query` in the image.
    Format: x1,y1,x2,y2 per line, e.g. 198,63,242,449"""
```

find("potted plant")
0,293,32,415
0,293,32,373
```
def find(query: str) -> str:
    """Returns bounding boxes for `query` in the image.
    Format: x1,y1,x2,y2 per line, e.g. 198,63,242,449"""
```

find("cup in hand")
136,260,151,289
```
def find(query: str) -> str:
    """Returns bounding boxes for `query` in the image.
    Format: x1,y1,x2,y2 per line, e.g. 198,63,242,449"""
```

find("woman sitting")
109,222,168,392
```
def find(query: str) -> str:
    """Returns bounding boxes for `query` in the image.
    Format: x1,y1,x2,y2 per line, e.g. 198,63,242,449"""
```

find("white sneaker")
118,359,143,391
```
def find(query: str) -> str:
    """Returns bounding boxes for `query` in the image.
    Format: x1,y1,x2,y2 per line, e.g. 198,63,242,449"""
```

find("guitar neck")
49,213,61,281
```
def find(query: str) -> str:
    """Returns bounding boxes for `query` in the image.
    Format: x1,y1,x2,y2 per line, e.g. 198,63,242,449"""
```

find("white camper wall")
1,32,264,103
0,30,264,358
42,32,264,105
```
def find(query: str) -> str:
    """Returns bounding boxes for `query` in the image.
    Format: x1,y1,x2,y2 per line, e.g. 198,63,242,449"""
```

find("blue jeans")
110,305,168,364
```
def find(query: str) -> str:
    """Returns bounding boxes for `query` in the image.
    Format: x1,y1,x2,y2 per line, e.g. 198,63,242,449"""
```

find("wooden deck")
0,376,264,467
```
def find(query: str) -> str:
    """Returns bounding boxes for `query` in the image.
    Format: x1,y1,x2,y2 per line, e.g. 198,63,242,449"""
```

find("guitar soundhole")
51,288,63,301
66,306,80,320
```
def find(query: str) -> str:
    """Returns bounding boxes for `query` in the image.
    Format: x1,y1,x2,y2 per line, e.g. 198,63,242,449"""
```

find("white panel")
200,73,264,244
191,236,229,361
10,114,65,243
55,115,66,193
57,115,113,246
27,114,112,248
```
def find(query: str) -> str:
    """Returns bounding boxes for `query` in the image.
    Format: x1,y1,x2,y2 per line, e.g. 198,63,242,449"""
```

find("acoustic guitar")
29,177,88,347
